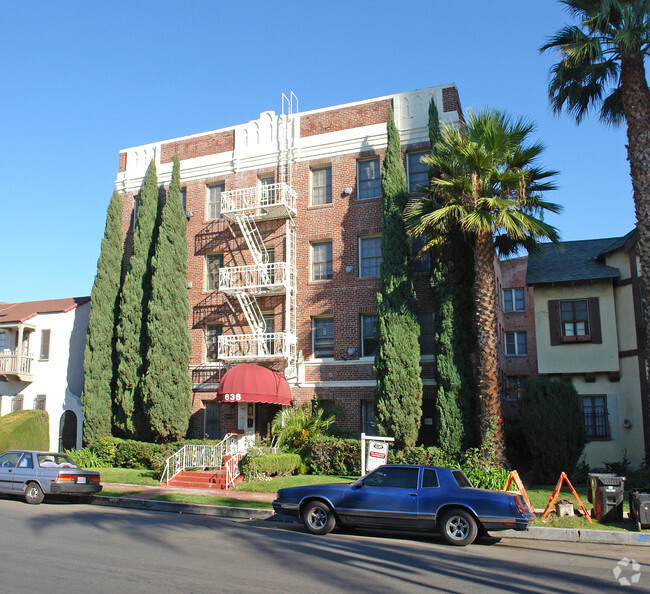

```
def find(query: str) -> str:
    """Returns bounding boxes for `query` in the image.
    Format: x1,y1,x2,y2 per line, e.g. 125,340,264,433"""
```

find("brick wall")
300,99,391,138
160,130,235,163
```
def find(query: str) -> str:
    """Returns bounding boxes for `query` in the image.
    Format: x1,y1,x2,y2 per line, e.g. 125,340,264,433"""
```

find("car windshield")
37,454,77,468
452,470,474,488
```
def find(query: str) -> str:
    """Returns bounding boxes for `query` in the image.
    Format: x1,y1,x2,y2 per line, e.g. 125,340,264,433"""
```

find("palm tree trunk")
620,53,650,451
473,229,504,461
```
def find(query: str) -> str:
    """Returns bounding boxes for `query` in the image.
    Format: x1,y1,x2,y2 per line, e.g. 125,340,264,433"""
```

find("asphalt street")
0,498,648,593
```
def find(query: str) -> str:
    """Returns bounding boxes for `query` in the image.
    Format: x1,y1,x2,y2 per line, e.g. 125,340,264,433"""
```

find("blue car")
273,464,534,546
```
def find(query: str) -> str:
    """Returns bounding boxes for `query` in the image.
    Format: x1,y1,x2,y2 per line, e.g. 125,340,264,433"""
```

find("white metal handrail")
221,182,297,217
218,332,296,360
219,262,288,292
160,434,238,485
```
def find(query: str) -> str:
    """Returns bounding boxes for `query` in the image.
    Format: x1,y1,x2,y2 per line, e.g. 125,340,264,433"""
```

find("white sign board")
366,440,389,472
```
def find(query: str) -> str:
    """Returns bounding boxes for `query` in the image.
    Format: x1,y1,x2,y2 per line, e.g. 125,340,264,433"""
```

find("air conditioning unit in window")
187,281,193,289
185,210,193,219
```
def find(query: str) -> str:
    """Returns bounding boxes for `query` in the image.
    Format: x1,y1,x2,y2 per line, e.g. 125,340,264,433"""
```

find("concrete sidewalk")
92,482,650,546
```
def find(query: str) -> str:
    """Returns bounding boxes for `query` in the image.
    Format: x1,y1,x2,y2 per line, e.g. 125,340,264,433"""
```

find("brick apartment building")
115,84,463,444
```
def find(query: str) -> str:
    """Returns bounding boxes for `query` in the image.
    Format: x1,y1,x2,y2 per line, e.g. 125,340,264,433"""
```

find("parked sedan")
273,464,534,546
0,450,102,504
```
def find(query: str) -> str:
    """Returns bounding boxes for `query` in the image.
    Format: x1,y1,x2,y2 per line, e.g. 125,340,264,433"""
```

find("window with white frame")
505,377,524,401
181,188,187,211
418,312,435,356
259,175,275,205
311,166,332,205
560,299,589,337
312,317,334,358
205,324,222,363
311,242,333,281
40,329,50,361
357,158,380,199
263,314,275,354
581,395,610,439
503,288,525,312
207,183,224,220
361,314,378,357
205,254,223,291
505,331,527,356
407,151,428,193
360,236,382,277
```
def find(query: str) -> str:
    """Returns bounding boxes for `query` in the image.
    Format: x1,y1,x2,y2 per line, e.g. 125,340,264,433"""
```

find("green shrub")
0,410,49,452
240,452,301,480
521,377,587,483
272,400,335,452
65,447,110,468
309,436,361,475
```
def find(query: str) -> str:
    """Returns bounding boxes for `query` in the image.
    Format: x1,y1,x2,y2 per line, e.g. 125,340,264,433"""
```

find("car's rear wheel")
24,482,44,505
302,500,336,535
440,508,478,546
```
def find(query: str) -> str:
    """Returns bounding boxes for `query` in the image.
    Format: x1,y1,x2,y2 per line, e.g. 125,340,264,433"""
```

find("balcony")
219,262,290,296
0,351,34,382
218,332,296,365
221,182,297,222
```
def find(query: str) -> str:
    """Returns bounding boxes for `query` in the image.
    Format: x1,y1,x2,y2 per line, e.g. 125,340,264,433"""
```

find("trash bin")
588,473,626,522
629,490,650,531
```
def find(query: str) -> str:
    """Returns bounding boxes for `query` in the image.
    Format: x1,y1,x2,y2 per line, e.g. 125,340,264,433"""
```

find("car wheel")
24,482,44,505
302,500,336,535
440,508,478,546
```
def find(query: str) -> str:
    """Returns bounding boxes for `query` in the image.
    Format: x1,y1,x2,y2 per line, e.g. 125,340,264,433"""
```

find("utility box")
629,490,650,531
588,473,626,522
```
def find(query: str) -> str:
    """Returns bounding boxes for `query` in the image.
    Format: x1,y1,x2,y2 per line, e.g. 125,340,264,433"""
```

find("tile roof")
0,297,90,324
526,233,635,285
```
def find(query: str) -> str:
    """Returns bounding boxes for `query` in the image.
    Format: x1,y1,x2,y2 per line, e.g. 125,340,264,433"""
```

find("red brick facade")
160,130,235,164
300,99,391,138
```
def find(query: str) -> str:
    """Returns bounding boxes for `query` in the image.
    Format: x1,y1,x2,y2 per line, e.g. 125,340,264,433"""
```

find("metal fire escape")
218,93,299,377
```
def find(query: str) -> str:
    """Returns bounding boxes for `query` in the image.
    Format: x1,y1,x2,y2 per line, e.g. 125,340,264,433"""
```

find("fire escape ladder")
235,291,266,337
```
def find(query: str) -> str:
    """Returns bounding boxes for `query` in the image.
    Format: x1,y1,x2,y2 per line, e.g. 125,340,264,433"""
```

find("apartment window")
503,288,525,312
34,395,46,411
12,395,23,412
505,377,524,401
132,196,140,231
39,329,50,361
312,317,334,358
407,151,428,193
206,254,223,291
411,235,431,273
181,188,187,210
581,395,610,440
361,400,378,434
0,332,5,349
207,183,224,220
311,167,332,205
361,314,378,357
360,236,382,277
259,175,275,205
205,324,222,363
358,158,380,199
505,331,527,356
561,299,589,338
312,242,333,281
263,314,275,354
418,312,435,356
204,401,222,440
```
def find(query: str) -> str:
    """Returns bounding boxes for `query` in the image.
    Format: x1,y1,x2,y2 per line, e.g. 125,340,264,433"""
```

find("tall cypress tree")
114,159,159,438
427,100,477,453
141,154,192,441
375,106,423,451
82,189,123,444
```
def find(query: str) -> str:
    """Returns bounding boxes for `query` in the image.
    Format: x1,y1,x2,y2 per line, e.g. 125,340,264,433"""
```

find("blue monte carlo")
273,464,534,546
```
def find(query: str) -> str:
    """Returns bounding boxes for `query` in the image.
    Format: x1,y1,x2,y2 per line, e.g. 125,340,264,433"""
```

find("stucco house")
0,297,90,451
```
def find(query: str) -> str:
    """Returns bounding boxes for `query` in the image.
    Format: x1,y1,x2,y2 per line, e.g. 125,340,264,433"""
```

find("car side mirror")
352,481,364,489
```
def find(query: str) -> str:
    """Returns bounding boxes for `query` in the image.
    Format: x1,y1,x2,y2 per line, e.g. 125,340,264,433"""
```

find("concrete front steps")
166,469,244,490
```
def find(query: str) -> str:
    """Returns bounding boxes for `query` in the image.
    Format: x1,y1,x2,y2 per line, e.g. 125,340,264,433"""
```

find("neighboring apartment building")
498,231,648,468
115,84,463,444
0,298,90,451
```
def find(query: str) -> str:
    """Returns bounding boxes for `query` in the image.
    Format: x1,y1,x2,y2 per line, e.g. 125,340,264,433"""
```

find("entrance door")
256,404,281,439
59,410,77,451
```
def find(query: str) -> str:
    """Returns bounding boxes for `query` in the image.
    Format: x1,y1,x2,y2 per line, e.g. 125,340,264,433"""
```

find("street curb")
90,495,274,521
498,526,649,546
90,495,649,544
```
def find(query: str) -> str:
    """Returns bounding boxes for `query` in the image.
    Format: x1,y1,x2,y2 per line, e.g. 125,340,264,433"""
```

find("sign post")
360,433,395,476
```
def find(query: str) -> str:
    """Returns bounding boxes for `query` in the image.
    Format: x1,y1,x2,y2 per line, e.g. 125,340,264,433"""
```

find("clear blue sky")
1,0,633,303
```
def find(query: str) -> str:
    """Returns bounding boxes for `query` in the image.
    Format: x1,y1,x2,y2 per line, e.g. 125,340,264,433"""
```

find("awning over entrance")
216,364,292,405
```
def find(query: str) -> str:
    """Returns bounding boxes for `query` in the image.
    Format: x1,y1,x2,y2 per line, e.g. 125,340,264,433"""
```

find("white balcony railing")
0,351,33,377
221,182,297,219
218,332,296,361
219,262,289,294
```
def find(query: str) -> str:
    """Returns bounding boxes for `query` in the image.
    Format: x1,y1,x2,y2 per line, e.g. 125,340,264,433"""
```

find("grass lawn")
98,468,160,486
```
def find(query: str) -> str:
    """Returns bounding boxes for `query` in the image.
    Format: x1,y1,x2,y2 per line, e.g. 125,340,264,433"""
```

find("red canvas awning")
216,364,292,405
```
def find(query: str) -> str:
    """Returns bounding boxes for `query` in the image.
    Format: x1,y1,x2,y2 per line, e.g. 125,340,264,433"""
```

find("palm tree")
405,110,561,459
541,0,650,353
